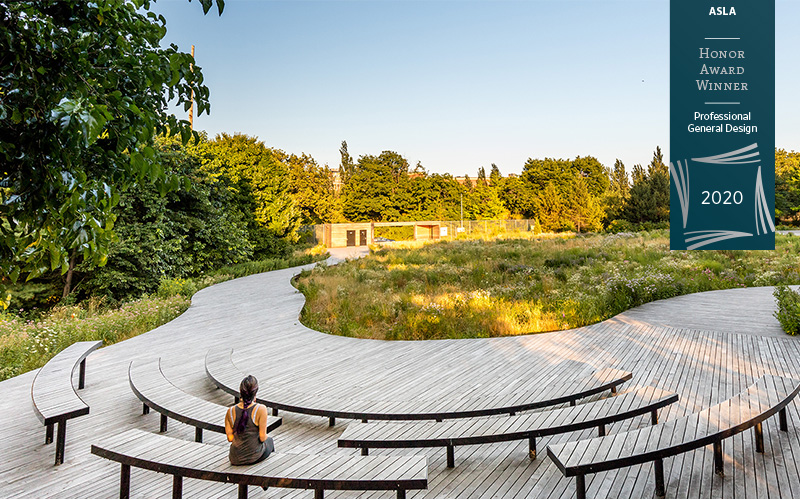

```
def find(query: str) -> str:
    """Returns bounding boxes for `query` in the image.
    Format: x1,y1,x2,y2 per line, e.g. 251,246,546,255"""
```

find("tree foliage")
625,147,669,224
0,0,223,282
200,133,299,255
343,151,411,222
775,149,800,225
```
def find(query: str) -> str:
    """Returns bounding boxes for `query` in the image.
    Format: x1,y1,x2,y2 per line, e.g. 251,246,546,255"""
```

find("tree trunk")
62,252,77,299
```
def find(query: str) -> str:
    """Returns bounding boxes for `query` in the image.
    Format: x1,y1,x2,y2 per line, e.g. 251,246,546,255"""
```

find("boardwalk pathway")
1,248,799,498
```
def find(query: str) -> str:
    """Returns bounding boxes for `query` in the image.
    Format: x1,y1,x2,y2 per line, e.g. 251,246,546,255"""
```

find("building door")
359,229,368,246
346,230,356,247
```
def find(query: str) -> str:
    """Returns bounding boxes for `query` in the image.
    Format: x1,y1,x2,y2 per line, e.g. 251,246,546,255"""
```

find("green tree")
624,148,669,224
407,174,462,221
339,140,355,187
489,163,503,186
522,156,609,198
343,151,411,222
0,0,223,282
775,148,800,225
535,183,564,232
80,134,252,301
604,159,630,222
202,133,299,256
631,163,647,185
564,174,604,233
499,176,537,218
287,154,339,224
468,167,508,220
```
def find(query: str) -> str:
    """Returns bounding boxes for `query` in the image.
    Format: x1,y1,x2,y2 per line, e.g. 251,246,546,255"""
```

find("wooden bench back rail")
338,386,678,468
31,340,102,465
206,349,632,425
546,375,800,498
129,358,281,443
91,429,427,499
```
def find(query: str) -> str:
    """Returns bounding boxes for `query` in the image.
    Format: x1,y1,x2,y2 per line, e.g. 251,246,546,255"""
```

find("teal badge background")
670,1,775,250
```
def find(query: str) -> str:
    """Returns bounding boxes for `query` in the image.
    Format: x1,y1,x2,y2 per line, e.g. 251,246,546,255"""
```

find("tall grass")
0,247,328,381
296,231,800,340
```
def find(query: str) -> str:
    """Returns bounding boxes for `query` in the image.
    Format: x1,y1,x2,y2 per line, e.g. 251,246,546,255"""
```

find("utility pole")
460,192,464,230
189,44,194,129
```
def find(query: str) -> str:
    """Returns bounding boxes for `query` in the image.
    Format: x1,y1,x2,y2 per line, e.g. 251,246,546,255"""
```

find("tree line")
3,0,800,311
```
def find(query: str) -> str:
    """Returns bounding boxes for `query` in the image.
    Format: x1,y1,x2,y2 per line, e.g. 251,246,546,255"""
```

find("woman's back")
228,403,269,465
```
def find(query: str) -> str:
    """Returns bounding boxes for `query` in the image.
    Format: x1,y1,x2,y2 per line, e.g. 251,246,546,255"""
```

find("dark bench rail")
129,358,282,443
206,349,632,425
91,429,427,499
338,385,678,468
31,340,103,465
547,375,800,499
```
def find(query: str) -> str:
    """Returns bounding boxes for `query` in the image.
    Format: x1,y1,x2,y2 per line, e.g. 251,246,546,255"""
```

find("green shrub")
607,219,633,233
774,285,800,335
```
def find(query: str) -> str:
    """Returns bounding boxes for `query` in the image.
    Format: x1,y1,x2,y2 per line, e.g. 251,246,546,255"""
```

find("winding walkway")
1,249,799,498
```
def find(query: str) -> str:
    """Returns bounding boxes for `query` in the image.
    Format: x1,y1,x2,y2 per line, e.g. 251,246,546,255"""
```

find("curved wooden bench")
338,386,678,468
546,375,800,498
206,349,632,425
92,428,427,499
31,340,102,465
129,358,282,443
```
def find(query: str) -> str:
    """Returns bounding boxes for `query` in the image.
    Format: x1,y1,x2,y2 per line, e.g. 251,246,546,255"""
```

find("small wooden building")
314,221,444,248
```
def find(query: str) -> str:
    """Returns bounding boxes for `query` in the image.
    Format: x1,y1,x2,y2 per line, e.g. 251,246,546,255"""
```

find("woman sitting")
225,375,275,465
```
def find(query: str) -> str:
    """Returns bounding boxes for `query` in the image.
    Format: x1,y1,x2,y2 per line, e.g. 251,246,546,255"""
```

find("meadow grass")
295,231,800,340
0,246,328,381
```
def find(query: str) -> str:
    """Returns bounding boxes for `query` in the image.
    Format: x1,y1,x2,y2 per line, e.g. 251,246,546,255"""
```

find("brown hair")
234,375,258,435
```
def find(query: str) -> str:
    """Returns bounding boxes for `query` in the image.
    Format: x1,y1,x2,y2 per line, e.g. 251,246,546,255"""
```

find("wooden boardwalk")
1,249,799,498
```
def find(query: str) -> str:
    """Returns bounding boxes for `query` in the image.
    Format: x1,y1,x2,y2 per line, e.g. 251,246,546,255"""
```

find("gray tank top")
229,403,267,465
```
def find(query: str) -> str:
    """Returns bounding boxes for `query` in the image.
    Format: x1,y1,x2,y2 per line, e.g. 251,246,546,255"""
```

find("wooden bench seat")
338,386,678,468
546,375,800,498
206,349,632,425
129,358,282,443
91,428,427,499
31,340,102,465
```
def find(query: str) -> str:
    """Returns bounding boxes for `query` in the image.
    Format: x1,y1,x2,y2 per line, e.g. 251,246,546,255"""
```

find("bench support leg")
142,404,149,415
272,407,278,417
446,445,455,468
78,358,86,389
314,488,324,499
569,400,576,407
195,427,203,443
754,423,764,453
611,385,617,395
436,418,443,422
329,417,335,427
714,440,724,475
651,409,659,425
160,414,168,433
397,489,406,499
120,464,131,499
575,475,586,499
529,437,537,460
55,420,67,465
509,411,515,416
598,424,606,437
362,419,368,423
780,408,789,431
45,424,53,444
361,448,368,456
238,484,248,499
654,458,665,497
172,476,182,499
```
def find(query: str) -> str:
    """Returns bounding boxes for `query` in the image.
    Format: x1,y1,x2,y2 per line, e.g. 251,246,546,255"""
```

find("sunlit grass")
296,230,800,341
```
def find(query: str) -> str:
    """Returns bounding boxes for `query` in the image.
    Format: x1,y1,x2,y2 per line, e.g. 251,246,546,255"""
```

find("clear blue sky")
152,0,800,177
